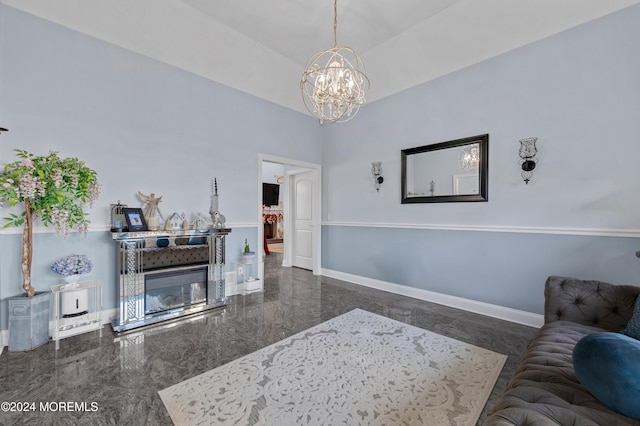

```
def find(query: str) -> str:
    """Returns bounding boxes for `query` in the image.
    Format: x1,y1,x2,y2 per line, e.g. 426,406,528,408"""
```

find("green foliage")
0,149,100,236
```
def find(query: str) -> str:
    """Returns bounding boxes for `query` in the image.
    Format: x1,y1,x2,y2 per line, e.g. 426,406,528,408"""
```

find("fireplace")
111,228,230,333
264,222,277,239
144,266,208,315
263,208,283,241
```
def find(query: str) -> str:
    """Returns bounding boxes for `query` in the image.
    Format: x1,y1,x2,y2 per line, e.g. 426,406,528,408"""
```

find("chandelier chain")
333,0,338,48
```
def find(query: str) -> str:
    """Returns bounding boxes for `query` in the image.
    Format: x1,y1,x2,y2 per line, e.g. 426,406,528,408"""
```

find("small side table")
236,255,263,295
51,280,103,350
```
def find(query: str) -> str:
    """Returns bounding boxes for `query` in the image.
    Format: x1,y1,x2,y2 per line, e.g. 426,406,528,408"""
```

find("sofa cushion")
483,321,640,425
621,295,640,339
573,332,640,420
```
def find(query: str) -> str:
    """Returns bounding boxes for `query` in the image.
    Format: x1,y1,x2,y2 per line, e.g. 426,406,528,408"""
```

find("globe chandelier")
301,0,370,124
458,145,480,172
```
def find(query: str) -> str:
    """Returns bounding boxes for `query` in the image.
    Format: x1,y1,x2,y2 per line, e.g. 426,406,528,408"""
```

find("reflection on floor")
0,253,537,425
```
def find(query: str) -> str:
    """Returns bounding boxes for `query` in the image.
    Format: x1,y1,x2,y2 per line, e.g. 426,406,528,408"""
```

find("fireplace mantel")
111,228,231,332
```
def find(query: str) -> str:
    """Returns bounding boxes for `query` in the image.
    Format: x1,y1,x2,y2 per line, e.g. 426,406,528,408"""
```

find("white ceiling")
3,0,640,116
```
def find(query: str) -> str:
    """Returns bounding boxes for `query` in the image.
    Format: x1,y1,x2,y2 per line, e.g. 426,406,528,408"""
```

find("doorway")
257,154,321,275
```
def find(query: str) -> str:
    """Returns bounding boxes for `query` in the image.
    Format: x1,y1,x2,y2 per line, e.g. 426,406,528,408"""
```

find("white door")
293,172,314,270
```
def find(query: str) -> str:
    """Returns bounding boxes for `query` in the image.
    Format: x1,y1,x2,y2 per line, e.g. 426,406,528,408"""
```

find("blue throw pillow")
621,295,640,340
573,332,640,420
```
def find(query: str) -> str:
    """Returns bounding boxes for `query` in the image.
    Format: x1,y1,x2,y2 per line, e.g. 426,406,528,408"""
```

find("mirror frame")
401,134,489,203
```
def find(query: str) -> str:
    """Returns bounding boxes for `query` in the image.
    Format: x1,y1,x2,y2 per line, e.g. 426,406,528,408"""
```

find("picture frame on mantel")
123,207,147,231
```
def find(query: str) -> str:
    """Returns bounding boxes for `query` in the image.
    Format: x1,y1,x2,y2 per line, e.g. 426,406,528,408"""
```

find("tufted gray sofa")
483,276,640,425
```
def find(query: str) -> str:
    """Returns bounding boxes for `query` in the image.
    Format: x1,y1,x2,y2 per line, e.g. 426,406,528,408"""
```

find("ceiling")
3,0,639,116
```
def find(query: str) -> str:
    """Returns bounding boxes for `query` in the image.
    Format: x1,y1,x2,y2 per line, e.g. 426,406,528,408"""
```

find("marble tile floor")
0,253,537,425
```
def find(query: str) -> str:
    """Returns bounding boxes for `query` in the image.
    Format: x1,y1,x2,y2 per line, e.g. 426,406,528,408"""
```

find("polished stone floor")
0,254,537,425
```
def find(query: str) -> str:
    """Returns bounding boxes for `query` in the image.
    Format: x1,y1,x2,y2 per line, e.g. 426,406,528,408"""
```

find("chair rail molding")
323,221,640,239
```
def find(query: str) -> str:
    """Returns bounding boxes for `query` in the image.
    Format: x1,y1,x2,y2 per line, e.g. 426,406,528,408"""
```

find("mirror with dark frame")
401,134,489,203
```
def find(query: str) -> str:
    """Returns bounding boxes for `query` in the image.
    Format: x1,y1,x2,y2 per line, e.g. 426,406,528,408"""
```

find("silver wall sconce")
371,161,384,192
518,137,538,184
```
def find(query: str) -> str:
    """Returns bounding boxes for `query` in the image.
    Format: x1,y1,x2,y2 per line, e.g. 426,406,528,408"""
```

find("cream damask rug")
159,309,506,425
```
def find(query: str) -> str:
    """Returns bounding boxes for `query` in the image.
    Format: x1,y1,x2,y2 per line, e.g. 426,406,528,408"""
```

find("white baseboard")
321,268,544,328
101,308,117,325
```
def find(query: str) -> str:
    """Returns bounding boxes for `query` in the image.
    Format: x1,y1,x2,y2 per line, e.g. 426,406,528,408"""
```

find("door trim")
258,154,322,275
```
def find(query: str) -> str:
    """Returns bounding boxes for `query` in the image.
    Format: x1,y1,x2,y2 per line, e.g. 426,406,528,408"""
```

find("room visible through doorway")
262,162,284,255
258,155,321,275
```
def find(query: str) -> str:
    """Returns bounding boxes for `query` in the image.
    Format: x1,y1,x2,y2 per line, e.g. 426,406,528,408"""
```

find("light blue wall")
0,232,116,312
0,6,321,330
2,4,640,331
323,226,640,313
321,5,640,314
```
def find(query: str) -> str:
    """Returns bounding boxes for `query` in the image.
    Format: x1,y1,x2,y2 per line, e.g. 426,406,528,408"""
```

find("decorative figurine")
192,213,210,230
180,212,189,230
209,178,226,229
166,212,183,230
138,191,165,230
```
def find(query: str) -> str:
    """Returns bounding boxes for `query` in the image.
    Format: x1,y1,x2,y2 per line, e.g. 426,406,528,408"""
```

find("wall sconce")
518,137,538,184
371,161,384,192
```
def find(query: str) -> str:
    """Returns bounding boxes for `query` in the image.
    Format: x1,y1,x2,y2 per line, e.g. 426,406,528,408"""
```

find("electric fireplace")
144,266,207,315
111,228,230,332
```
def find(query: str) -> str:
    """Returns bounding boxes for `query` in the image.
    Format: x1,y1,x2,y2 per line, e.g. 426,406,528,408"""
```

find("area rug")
159,309,506,425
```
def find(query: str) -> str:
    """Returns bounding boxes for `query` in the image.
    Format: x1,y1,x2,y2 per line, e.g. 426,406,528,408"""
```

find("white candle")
148,216,160,230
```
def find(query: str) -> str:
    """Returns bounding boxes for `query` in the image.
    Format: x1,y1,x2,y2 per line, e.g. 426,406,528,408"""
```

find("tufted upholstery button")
612,306,619,314
574,297,583,305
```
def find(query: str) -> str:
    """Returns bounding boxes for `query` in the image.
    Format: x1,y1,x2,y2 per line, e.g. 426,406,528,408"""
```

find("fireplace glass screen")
144,267,208,315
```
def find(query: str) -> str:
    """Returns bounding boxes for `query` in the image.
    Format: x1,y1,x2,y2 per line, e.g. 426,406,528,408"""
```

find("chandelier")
301,0,370,124
458,145,480,172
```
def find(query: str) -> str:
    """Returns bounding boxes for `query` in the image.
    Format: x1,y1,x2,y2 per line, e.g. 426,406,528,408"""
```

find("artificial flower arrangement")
50,254,93,276
0,149,100,297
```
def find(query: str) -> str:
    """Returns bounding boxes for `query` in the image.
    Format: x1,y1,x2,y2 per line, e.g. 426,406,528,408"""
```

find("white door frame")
257,154,322,275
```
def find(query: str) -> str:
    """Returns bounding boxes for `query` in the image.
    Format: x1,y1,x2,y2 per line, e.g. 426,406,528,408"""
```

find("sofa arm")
544,276,640,331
